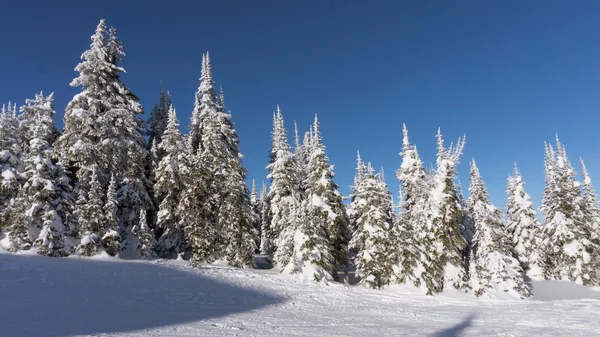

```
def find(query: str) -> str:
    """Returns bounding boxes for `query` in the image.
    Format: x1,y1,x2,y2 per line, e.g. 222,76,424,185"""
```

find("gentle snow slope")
0,253,598,337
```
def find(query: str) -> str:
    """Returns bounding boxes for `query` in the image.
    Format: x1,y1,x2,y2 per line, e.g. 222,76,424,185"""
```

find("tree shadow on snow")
431,314,475,337
0,254,283,337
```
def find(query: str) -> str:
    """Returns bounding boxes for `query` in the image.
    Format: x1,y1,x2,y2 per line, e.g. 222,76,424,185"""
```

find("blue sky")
1,0,600,210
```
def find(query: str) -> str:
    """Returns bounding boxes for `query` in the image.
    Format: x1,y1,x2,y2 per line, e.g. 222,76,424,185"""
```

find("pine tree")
541,138,600,285
20,92,68,256
188,53,215,155
290,198,335,281
19,93,59,155
132,209,156,258
147,82,169,154
195,68,256,267
267,107,300,268
428,129,468,292
505,163,543,276
350,165,396,288
259,181,272,255
579,158,600,244
155,105,189,258
347,151,368,240
76,167,104,256
250,179,262,253
102,173,120,256
33,205,67,257
394,124,428,288
54,20,151,245
220,176,257,267
468,160,529,298
0,103,23,223
304,115,350,279
6,187,31,251
180,165,217,265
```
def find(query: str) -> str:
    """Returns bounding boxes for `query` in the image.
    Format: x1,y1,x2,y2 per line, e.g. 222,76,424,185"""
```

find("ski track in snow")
0,253,598,337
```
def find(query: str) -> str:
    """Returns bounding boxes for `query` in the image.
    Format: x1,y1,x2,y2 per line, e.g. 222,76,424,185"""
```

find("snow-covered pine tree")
33,205,67,257
155,105,189,258
20,92,68,256
428,129,469,293
131,209,156,258
505,163,543,277
259,181,272,255
468,159,529,298
75,166,104,256
579,158,600,244
146,82,169,154
347,151,368,239
19,93,59,155
304,115,350,279
102,173,120,256
187,53,213,155
6,187,30,251
541,138,600,285
54,20,151,246
219,175,257,268
200,80,256,267
350,164,396,288
180,165,217,265
250,179,262,253
290,196,335,282
394,124,428,288
267,107,300,268
0,103,23,225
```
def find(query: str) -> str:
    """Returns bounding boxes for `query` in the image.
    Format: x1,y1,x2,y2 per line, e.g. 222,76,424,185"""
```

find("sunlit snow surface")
0,251,598,336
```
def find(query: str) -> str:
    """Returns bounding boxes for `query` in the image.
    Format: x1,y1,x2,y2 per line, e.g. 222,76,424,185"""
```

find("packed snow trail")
0,253,599,337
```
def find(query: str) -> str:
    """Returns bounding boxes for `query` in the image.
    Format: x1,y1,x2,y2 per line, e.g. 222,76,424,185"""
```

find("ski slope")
0,252,598,337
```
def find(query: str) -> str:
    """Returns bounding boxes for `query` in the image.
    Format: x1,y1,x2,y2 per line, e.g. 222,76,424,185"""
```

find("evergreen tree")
350,165,396,288
267,107,300,268
180,165,217,264
102,173,120,256
6,187,31,251
20,92,68,256
220,175,257,267
259,181,273,255
541,138,600,285
33,205,67,257
505,163,543,276
155,105,189,258
347,151,368,239
250,179,262,253
394,124,428,288
147,82,169,154
132,209,156,258
468,160,529,298
54,19,150,244
196,71,256,267
19,93,59,155
0,103,23,223
75,167,104,256
427,129,468,292
579,158,600,244
290,198,335,281
304,115,350,279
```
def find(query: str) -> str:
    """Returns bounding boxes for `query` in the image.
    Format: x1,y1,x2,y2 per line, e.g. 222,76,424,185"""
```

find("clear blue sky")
1,0,600,211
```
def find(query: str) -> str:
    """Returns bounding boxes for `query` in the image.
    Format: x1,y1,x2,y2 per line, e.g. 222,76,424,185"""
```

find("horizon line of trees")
1,20,599,298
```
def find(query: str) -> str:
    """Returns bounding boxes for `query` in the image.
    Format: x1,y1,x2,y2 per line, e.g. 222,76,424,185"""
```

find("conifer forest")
2,19,600,304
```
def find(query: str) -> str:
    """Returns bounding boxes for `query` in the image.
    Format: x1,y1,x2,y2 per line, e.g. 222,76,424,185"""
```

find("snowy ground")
1,252,599,337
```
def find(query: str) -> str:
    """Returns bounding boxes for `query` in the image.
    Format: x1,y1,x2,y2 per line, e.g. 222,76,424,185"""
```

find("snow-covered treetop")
468,159,489,206
354,150,367,188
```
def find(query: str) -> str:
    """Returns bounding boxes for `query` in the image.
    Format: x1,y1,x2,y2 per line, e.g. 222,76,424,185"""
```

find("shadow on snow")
432,314,475,337
0,253,283,337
